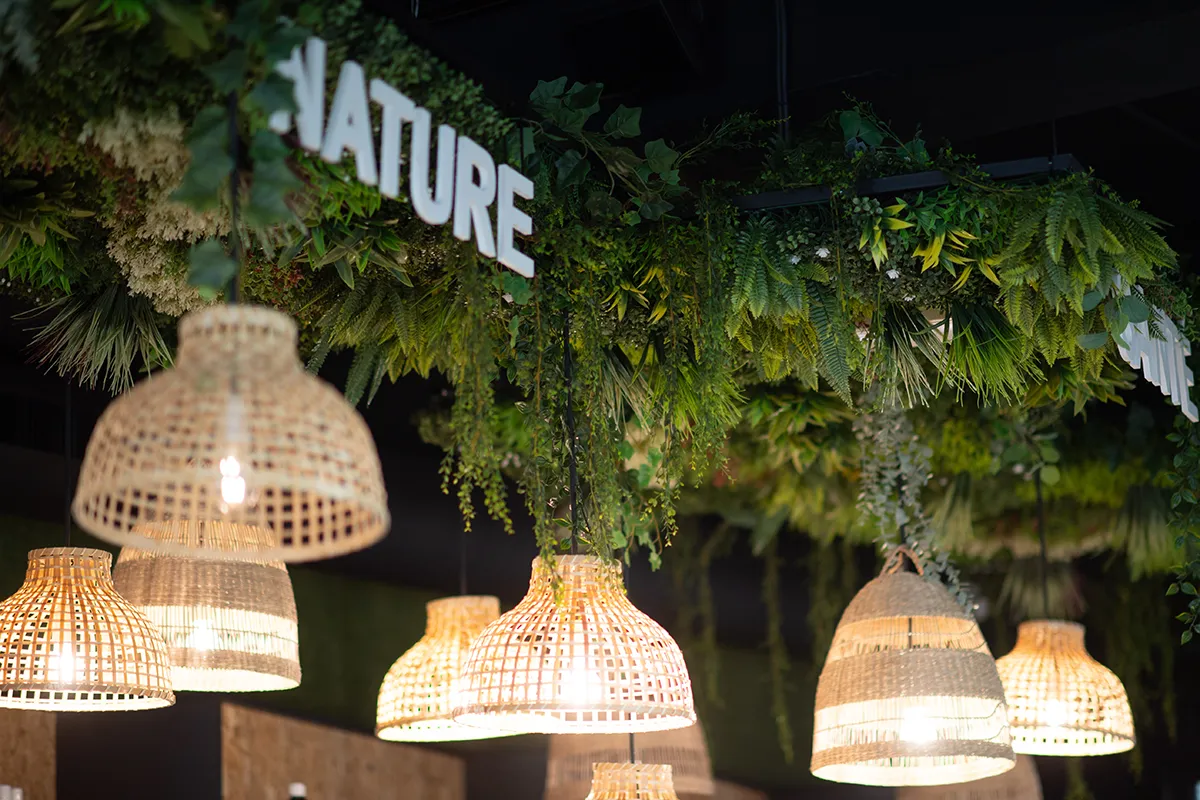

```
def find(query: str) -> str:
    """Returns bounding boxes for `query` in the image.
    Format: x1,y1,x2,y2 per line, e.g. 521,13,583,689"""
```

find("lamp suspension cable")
563,307,579,555
63,383,71,546
1035,469,1049,618
460,525,468,596
227,90,241,304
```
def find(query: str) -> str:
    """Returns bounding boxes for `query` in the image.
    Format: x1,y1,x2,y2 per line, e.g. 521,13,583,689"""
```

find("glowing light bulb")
899,707,939,743
1043,699,1069,728
557,657,604,707
50,647,81,683
185,619,220,651
219,455,246,507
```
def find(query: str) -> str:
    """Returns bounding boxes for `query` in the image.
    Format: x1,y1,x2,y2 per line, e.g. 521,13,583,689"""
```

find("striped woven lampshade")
376,595,519,742
811,551,1014,787
586,764,679,800
995,620,1135,756
0,548,175,711
896,754,1042,800
453,555,695,734
72,305,389,563
113,522,300,693
545,720,714,800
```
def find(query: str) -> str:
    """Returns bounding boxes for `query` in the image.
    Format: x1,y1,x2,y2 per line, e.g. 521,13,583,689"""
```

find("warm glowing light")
185,619,220,651
219,455,246,507
51,648,81,682
1043,700,1069,729
557,658,604,707
899,708,938,744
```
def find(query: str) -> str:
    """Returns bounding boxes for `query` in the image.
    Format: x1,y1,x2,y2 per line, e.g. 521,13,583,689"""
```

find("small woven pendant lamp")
452,554,695,734
585,764,680,800
72,304,390,562
0,548,175,711
545,720,714,800
995,621,1134,756
897,754,1042,800
376,595,519,742
113,521,300,692
811,547,1014,787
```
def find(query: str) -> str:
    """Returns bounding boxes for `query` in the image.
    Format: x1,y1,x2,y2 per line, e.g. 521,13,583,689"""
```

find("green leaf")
333,258,355,289
156,1,211,51
638,198,673,221
203,51,248,94
1119,293,1150,325
1184,582,1197,596
1183,629,1194,645
750,508,788,556
502,273,533,305
839,110,862,142
1082,289,1104,312
187,239,236,291
555,150,590,191
264,24,309,65
564,81,603,112
248,72,298,116
644,139,678,173
603,104,641,138
585,190,622,220
621,210,642,226
1076,332,1109,350
226,0,265,42
529,77,567,110
1168,583,1181,596
1040,464,1061,485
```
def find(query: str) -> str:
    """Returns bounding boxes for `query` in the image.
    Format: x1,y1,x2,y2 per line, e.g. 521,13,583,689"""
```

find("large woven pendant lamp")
376,595,519,742
0,548,175,711
811,547,1014,787
113,521,301,692
896,754,1042,800
545,720,714,800
994,473,1134,756
585,764,680,800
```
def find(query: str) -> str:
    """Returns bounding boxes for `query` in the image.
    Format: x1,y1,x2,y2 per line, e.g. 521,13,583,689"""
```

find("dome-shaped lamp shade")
0,548,175,711
896,754,1042,800
453,555,695,734
113,522,300,693
811,567,1014,787
376,595,519,742
72,305,389,563
995,620,1135,756
586,764,680,800
545,720,714,800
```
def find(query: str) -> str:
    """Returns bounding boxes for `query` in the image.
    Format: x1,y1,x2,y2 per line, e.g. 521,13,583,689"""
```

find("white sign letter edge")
321,60,379,186
268,37,326,152
452,135,497,258
496,164,535,278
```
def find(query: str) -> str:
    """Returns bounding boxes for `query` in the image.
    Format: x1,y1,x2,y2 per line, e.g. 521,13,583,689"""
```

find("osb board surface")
222,704,464,800
0,708,54,799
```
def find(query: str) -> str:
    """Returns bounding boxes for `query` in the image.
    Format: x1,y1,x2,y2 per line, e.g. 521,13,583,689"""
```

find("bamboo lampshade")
0,548,175,711
72,305,389,563
453,555,695,734
376,595,519,742
545,720,714,800
995,620,1135,756
897,754,1042,800
113,522,300,692
585,764,680,800
811,555,1014,787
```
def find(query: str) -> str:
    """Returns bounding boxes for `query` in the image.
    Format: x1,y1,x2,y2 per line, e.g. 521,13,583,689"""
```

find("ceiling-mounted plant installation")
995,620,1135,756
544,720,714,800
376,595,519,742
0,548,175,711
584,764,680,800
113,522,301,692
71,304,390,562
452,555,695,734
811,550,1014,787
896,754,1042,800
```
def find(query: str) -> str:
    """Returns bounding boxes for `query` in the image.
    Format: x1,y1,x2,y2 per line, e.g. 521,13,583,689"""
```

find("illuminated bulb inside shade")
50,648,82,683
219,456,246,507
899,707,938,744
1043,700,1069,729
185,619,220,651
558,658,604,707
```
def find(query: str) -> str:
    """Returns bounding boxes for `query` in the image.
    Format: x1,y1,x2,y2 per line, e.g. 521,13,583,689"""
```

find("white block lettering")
369,79,416,199
268,37,327,152
321,60,378,186
410,108,456,227
496,164,534,277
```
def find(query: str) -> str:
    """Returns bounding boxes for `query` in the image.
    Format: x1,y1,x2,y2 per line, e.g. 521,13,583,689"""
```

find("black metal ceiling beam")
734,153,1083,212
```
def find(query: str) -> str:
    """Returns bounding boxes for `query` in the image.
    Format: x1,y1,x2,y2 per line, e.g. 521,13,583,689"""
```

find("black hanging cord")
563,311,579,554
227,91,242,304
63,384,71,546
459,525,468,596
774,0,790,141
1035,469,1049,618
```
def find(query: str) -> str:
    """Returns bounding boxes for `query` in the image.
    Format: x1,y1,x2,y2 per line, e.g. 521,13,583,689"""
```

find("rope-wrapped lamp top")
811,548,1014,787
896,753,1042,800
545,720,714,800
114,521,300,692
376,595,519,742
72,305,389,563
995,620,1134,756
453,555,695,734
585,764,680,800
0,548,175,711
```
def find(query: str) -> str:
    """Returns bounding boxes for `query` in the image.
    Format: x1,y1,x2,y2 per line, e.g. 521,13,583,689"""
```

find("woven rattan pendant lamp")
811,547,1014,787
71,100,388,563
545,720,714,800
896,754,1042,800
113,521,301,692
0,547,175,711
585,764,680,800
376,594,519,742
994,473,1135,756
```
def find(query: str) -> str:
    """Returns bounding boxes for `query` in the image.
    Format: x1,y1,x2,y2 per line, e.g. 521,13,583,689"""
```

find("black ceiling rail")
734,153,1084,212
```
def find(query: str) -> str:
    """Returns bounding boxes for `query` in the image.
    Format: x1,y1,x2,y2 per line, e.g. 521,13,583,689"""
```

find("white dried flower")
789,254,801,264
886,269,900,280
815,246,830,259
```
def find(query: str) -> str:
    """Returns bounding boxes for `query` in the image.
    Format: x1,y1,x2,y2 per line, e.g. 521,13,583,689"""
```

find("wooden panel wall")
222,704,464,800
0,709,54,799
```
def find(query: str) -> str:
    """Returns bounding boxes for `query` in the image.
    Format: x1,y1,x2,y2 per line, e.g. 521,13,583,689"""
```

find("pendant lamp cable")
563,309,579,554
460,525,468,596
626,558,636,764
1035,469,1049,618
63,383,72,546
227,91,242,304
